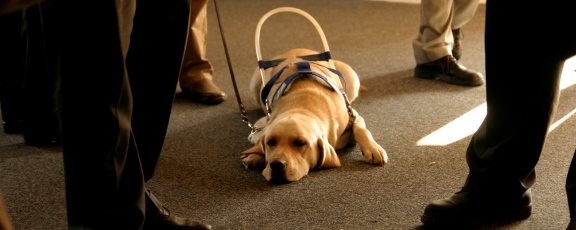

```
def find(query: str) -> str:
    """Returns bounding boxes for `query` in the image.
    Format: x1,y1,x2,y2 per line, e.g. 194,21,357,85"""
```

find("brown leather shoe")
145,191,212,230
421,189,532,227
414,55,484,86
181,79,226,105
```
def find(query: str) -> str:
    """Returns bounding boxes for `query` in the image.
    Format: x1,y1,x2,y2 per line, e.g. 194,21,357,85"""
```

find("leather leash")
212,0,260,133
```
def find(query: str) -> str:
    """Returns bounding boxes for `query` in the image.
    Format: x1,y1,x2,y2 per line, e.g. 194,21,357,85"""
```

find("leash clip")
250,126,262,135
265,99,272,120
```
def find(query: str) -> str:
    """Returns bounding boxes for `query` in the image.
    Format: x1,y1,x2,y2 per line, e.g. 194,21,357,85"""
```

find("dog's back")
251,48,360,111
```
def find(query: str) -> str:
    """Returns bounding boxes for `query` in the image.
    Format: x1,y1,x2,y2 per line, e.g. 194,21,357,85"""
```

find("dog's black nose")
269,159,289,184
270,160,286,172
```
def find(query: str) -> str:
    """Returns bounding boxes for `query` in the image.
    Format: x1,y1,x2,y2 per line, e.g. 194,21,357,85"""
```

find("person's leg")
463,0,576,201
43,0,211,228
0,10,25,134
450,0,478,60
421,60,562,226
21,5,61,146
178,0,226,105
413,0,453,64
421,1,576,227
412,0,483,86
127,0,188,182
127,1,212,228
41,0,146,228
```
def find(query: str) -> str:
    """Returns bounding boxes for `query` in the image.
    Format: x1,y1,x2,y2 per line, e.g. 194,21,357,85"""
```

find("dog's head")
242,114,341,183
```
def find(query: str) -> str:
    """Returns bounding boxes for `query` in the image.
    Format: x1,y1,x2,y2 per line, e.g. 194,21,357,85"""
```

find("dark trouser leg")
127,0,190,181
421,51,563,225
463,0,576,201
41,1,144,228
0,10,25,134
421,2,576,227
41,0,188,228
462,61,561,199
21,5,61,146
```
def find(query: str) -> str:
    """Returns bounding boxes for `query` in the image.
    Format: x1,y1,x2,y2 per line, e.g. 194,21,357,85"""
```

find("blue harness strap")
260,61,348,106
258,51,333,69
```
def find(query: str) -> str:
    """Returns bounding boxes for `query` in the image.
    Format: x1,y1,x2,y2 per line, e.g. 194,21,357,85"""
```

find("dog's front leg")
241,152,266,169
242,135,267,169
351,112,389,165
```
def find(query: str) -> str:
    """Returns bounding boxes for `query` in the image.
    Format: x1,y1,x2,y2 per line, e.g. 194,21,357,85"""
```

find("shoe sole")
420,204,532,226
414,68,484,87
181,91,227,105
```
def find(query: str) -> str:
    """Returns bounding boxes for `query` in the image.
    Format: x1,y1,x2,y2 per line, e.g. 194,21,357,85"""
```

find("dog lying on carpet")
241,48,388,183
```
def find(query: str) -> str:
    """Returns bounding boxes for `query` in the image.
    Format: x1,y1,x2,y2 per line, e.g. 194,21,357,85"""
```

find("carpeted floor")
2,1,576,229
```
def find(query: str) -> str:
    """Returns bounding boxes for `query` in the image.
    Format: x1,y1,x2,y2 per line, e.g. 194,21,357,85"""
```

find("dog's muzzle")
269,159,289,184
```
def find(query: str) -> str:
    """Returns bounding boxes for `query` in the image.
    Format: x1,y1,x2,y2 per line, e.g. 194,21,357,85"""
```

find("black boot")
421,189,532,227
144,190,212,230
452,28,463,60
414,55,484,86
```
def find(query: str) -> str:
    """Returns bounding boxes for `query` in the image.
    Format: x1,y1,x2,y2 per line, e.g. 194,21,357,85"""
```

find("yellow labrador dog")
241,48,388,183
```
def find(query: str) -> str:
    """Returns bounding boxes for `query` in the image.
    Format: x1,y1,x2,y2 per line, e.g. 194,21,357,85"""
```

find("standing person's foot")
414,55,484,86
181,79,227,105
145,190,212,230
421,189,532,227
452,28,463,60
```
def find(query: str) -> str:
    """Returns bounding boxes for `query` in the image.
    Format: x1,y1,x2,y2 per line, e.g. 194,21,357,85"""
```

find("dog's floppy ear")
317,137,341,168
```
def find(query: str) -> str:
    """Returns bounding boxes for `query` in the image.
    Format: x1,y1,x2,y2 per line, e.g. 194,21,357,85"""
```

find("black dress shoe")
181,79,226,105
414,55,484,86
145,191,212,230
421,189,532,226
452,28,463,60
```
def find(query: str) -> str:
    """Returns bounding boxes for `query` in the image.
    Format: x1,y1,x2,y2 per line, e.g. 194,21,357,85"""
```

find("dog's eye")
266,139,277,146
293,140,307,147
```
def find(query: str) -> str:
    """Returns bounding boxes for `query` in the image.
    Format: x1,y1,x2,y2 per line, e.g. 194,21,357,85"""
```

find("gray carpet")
2,1,576,229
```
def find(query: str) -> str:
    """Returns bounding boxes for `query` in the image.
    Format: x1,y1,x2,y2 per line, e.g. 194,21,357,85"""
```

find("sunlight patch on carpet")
418,56,576,146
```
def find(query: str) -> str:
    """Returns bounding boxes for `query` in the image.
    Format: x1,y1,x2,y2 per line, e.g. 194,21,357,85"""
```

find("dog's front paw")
241,153,266,169
360,142,388,166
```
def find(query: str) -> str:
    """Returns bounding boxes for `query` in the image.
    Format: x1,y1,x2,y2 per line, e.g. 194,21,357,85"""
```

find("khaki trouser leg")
412,0,479,64
179,0,212,89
